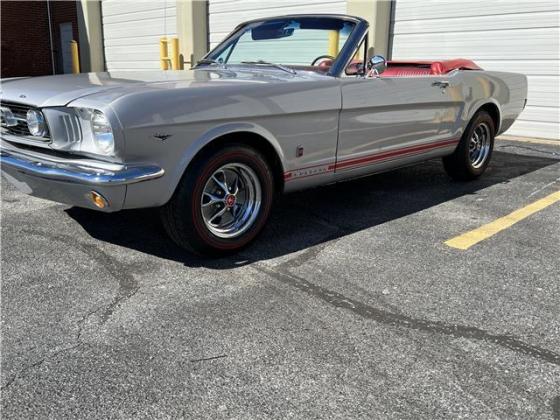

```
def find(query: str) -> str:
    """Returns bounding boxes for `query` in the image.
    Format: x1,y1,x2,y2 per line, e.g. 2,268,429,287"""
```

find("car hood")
0,68,326,108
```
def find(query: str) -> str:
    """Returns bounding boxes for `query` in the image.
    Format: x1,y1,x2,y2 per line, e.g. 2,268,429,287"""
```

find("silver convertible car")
1,15,527,255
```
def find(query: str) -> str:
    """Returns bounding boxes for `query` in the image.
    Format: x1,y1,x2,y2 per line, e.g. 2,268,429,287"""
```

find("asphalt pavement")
1,139,559,419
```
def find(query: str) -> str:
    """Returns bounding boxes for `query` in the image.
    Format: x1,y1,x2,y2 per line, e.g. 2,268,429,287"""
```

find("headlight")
91,111,114,155
74,108,115,156
26,109,48,137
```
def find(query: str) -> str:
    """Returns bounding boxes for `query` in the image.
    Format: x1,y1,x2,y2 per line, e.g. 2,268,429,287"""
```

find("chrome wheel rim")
200,163,262,239
469,122,491,168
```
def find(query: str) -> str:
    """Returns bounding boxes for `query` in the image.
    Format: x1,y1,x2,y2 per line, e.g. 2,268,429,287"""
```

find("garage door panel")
508,120,560,139
475,60,559,77
102,7,176,25
527,76,560,96
104,35,165,48
520,106,560,124
105,61,161,71
392,11,559,34
393,0,559,21
102,1,175,16
103,19,177,40
391,28,559,60
104,45,160,61
209,0,345,14
102,0,176,71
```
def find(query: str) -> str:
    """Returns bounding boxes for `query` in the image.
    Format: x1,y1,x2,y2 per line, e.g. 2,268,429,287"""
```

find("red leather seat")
380,59,481,77
380,65,432,77
320,58,481,77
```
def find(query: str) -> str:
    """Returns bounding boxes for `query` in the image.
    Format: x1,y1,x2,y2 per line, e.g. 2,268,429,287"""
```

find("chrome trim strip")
0,150,164,186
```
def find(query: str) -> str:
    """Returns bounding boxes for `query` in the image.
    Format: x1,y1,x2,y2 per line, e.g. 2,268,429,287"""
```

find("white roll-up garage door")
101,0,177,71
208,0,347,48
390,0,560,140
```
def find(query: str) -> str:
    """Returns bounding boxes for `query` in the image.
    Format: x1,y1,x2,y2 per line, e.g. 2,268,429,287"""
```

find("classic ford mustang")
1,15,527,255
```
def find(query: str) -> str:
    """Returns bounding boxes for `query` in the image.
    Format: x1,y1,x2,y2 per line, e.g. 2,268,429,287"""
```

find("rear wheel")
161,145,274,256
443,110,495,181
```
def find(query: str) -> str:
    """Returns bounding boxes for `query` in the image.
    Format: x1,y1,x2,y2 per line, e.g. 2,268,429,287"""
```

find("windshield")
203,17,357,70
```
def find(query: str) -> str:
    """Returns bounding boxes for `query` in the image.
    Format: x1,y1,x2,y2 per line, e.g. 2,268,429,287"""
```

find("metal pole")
70,41,80,74
328,30,340,57
46,0,56,74
170,38,180,70
160,38,169,70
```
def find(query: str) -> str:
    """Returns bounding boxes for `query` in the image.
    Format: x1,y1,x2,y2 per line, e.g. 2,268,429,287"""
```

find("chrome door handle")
432,81,450,88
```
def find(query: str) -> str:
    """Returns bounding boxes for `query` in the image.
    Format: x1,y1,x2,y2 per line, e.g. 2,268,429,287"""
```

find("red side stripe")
284,138,458,181
335,138,458,170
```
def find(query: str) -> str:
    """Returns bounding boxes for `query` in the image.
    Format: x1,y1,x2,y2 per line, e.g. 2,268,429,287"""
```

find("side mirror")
367,55,387,76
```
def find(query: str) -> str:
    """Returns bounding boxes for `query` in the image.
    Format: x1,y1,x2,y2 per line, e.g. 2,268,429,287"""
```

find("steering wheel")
311,55,335,67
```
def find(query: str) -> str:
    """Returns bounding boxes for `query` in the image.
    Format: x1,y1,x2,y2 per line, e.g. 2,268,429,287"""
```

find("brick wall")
1,0,79,78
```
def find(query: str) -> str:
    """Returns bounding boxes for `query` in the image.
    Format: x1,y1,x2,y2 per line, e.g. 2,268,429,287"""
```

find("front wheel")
161,145,274,256
443,110,495,181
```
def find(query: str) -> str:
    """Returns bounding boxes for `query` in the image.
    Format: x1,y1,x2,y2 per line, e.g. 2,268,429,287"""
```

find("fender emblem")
154,133,172,141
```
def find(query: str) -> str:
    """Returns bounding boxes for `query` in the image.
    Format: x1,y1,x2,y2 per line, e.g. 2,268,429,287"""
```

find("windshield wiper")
196,58,224,67
240,60,296,75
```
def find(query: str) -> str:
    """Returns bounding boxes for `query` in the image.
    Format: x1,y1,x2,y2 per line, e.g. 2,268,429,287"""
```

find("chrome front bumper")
0,148,164,212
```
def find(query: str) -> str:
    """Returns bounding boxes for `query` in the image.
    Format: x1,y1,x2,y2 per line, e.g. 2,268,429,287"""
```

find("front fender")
122,121,286,210
171,122,286,192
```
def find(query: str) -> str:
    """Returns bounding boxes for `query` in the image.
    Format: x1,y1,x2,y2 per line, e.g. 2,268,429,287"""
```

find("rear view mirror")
367,55,387,76
252,23,295,40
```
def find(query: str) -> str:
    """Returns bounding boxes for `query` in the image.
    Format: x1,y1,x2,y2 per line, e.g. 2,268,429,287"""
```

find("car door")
335,72,464,178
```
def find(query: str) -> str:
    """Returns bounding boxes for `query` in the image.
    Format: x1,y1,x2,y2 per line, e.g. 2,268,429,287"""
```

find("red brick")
1,0,80,77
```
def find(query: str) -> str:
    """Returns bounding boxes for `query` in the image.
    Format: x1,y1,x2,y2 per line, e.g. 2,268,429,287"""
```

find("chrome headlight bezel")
45,107,116,158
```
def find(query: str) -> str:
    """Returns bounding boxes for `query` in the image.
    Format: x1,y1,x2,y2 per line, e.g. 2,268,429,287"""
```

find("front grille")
1,101,50,139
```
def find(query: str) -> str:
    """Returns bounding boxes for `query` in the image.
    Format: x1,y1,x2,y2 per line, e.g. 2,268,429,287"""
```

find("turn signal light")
89,191,108,209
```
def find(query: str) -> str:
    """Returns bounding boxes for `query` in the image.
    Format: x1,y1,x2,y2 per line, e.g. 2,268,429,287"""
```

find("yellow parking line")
445,191,560,250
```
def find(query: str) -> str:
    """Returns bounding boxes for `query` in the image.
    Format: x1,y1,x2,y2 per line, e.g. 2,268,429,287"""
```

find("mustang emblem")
154,133,172,141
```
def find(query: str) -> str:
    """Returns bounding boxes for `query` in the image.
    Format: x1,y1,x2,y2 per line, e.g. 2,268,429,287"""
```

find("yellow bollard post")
70,40,80,74
160,38,169,70
170,37,180,70
328,30,340,57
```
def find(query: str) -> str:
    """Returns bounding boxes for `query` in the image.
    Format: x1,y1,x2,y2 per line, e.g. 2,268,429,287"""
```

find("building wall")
1,0,79,78
1,1,53,77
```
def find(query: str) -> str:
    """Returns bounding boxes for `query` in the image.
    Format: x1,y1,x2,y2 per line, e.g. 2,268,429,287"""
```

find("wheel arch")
470,100,502,135
172,123,286,197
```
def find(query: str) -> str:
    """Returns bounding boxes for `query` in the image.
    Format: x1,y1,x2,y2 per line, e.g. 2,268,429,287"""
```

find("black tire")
161,144,274,256
443,110,495,181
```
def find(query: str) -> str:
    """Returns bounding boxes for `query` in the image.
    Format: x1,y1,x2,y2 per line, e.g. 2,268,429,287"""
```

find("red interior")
380,59,481,77
339,58,481,77
304,58,481,76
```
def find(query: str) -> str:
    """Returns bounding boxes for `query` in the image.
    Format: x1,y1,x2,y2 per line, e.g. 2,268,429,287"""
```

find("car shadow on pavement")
66,151,559,268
